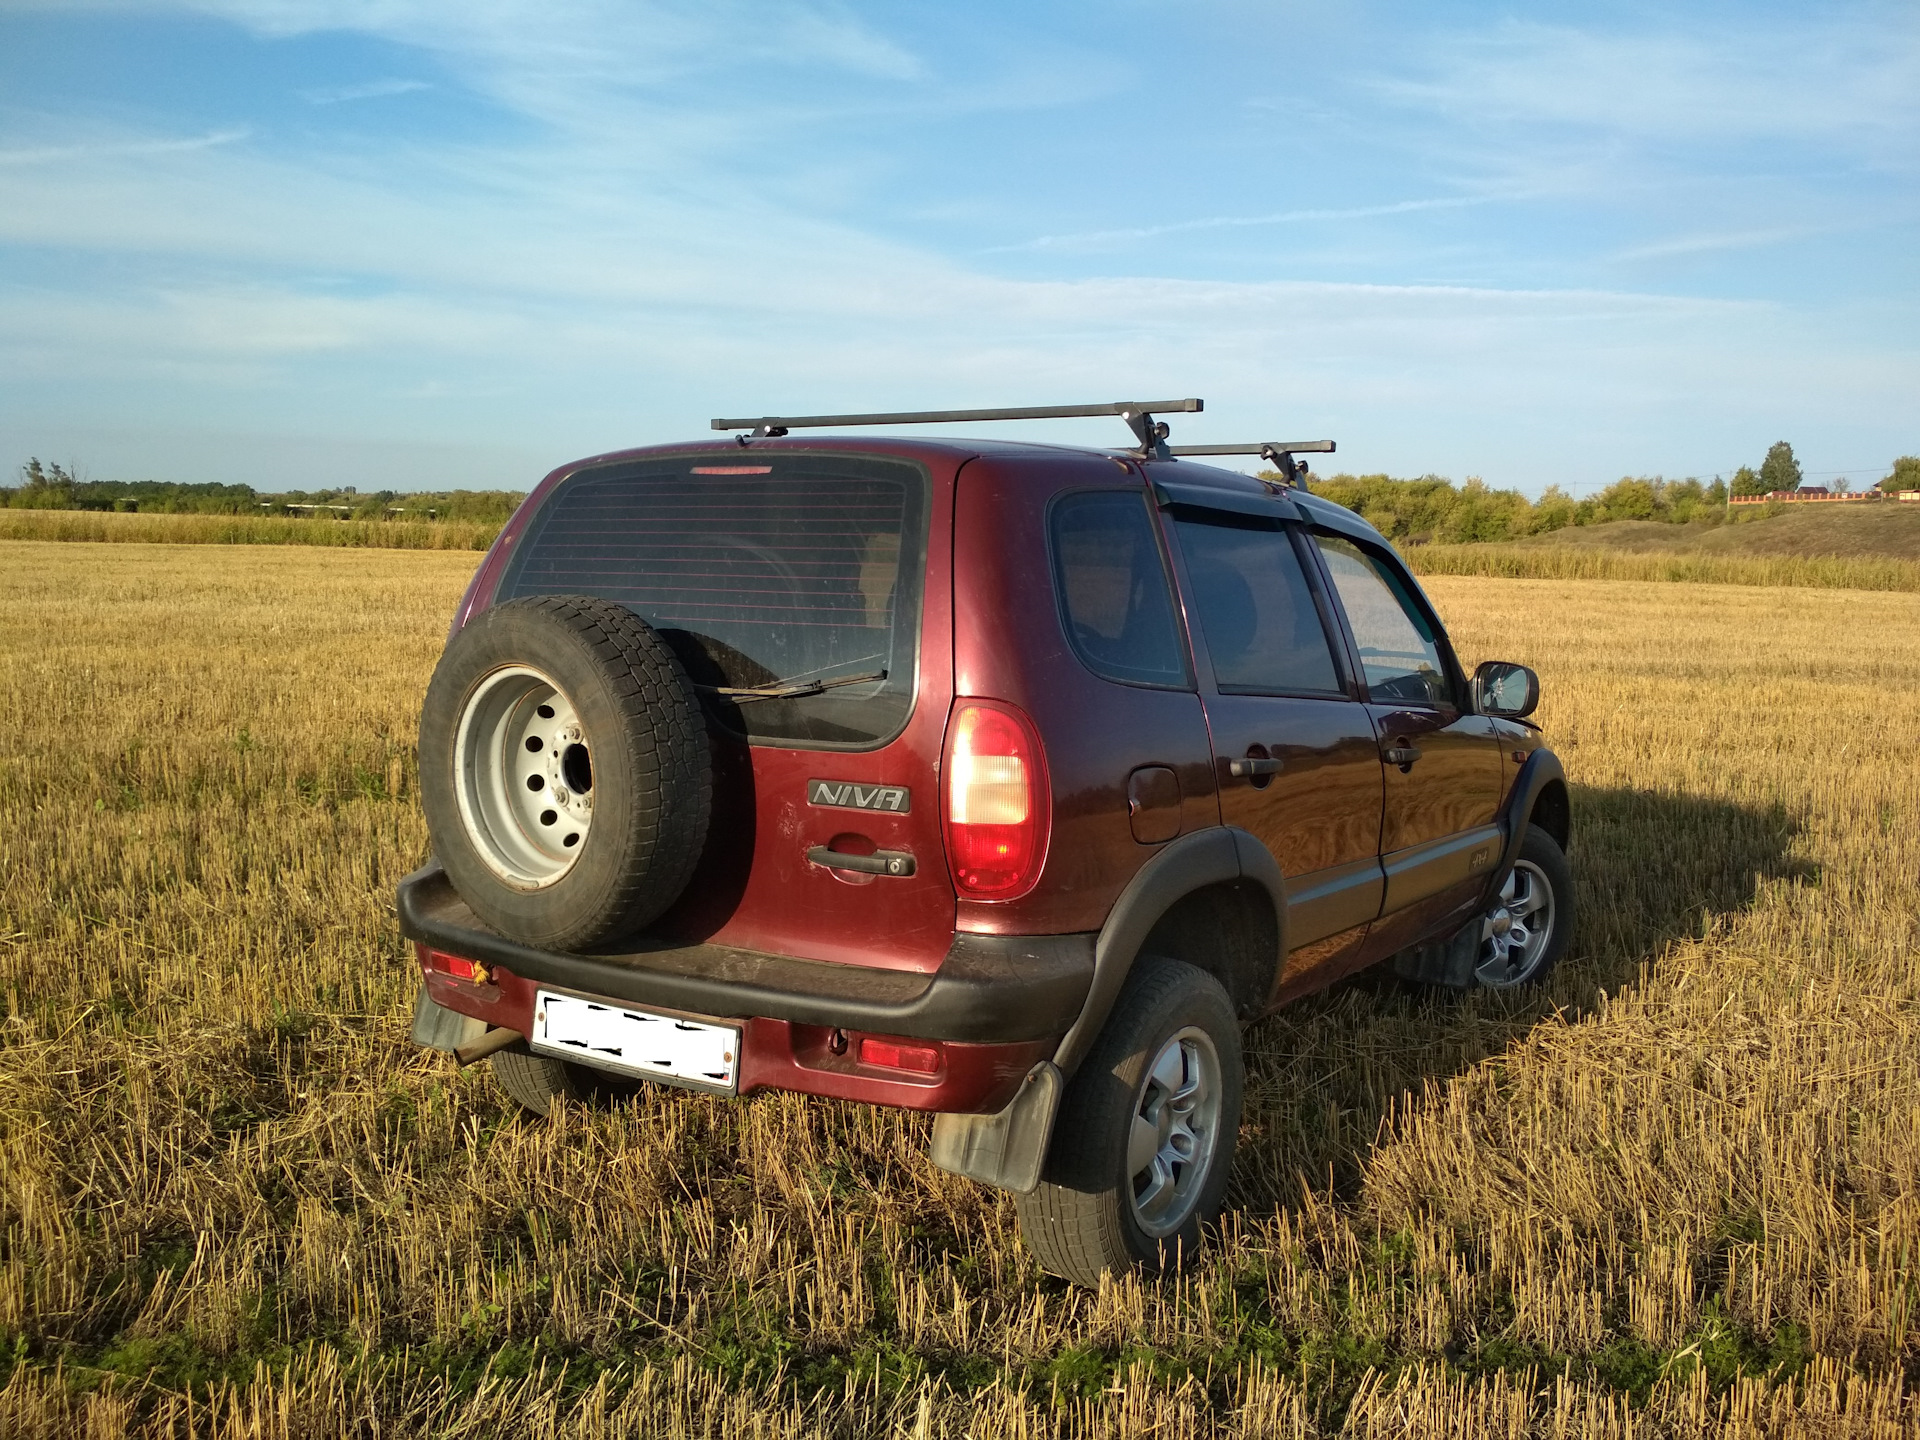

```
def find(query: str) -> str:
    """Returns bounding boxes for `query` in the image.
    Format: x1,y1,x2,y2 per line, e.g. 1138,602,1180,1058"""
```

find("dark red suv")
401,400,1572,1285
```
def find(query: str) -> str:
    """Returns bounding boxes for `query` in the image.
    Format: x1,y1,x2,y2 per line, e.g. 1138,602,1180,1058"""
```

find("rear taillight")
857,1036,941,1074
418,943,490,985
943,700,1050,899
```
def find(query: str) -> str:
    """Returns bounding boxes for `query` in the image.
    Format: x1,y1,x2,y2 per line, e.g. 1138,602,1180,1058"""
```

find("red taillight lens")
418,944,486,984
857,1036,941,1074
943,700,1049,899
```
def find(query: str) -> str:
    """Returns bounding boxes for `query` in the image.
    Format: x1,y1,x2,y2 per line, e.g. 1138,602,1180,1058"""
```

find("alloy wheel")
1126,1026,1224,1238
1475,858,1555,988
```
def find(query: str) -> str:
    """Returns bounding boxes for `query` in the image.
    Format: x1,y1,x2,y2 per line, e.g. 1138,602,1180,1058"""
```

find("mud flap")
928,1061,1063,1194
1390,918,1481,989
410,986,488,1053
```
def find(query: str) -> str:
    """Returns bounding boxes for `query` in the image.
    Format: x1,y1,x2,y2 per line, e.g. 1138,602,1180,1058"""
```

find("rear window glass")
1049,491,1191,689
497,456,927,748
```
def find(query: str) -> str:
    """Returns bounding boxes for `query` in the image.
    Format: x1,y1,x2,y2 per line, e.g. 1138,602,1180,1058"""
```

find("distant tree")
1705,476,1728,504
1529,485,1578,533
1730,465,1766,498
1880,456,1920,494
1759,441,1802,493
1594,477,1658,520
11,458,76,509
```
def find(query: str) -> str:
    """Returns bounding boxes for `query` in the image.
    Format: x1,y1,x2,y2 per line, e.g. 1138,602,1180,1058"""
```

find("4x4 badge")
808,779,910,814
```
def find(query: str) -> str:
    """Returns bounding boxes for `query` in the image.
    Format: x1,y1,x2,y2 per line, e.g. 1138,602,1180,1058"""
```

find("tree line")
7,444,1916,544
2,460,525,523
1296,443,1919,545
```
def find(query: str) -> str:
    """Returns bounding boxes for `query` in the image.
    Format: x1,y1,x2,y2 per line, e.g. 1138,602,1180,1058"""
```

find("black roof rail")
1165,440,1336,487
1165,441,1335,457
713,399,1204,457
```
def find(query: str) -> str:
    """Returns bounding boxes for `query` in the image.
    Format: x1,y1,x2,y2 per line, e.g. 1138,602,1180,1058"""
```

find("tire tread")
1015,958,1241,1286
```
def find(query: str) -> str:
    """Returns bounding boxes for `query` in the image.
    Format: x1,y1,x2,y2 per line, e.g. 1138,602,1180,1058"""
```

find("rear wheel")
1016,958,1242,1286
491,1041,642,1117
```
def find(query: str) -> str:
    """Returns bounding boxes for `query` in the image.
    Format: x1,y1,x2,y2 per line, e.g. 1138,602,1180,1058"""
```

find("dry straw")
0,544,1915,1435
0,509,499,551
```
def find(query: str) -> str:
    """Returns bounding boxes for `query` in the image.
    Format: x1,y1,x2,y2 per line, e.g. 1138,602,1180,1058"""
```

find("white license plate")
530,990,740,1092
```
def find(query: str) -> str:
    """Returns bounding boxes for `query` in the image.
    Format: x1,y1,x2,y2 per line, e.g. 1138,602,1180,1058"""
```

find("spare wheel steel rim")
453,665,595,888
1126,1025,1224,1239
1475,858,1555,988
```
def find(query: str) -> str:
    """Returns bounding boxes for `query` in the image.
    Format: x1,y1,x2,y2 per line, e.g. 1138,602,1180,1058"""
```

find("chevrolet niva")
402,399,1571,1286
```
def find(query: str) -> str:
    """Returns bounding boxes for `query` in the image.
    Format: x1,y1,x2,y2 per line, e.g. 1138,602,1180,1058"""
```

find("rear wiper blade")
696,669,887,705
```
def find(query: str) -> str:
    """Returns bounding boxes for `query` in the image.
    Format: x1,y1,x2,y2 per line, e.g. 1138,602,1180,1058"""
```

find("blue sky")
1,1,1915,495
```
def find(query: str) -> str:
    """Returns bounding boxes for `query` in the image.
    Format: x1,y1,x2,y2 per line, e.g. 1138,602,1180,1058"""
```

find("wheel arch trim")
1051,826,1286,1076
1494,748,1569,889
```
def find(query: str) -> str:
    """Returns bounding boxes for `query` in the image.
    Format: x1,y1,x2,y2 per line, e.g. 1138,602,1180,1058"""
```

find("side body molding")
1051,826,1286,1077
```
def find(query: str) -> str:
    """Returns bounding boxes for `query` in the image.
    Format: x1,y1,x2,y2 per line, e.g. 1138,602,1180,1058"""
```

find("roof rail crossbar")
1165,441,1336,457
712,399,1203,455
1165,440,1336,488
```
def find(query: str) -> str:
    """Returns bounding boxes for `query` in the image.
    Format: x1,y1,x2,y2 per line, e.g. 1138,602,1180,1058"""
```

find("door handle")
1382,742,1422,770
1228,757,1284,779
807,846,916,877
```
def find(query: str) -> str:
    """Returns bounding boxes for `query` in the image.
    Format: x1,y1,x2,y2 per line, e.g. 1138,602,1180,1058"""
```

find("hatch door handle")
1382,742,1423,770
1228,757,1284,778
807,846,916,877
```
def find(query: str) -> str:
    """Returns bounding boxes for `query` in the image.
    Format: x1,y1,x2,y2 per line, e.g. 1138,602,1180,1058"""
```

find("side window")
1171,511,1344,696
1313,534,1453,706
1049,491,1191,688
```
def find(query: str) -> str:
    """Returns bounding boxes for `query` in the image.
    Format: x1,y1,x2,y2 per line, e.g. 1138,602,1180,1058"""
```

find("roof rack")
1168,439,1336,487
713,399,1203,458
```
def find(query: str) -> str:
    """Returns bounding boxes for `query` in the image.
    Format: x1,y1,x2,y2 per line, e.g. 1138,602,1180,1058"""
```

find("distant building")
1730,488,1879,506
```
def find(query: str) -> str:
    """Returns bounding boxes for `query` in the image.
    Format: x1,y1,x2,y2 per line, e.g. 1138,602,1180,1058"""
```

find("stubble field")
0,540,1915,1437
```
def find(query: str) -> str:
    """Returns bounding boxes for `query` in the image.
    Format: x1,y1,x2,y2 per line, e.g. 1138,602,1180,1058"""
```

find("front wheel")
1474,826,1575,989
1016,957,1243,1286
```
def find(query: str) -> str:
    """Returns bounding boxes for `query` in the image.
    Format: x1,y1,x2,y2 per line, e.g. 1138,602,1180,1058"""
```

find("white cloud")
1608,226,1823,264
989,194,1542,254
301,77,430,104
1373,14,1920,162
0,129,249,166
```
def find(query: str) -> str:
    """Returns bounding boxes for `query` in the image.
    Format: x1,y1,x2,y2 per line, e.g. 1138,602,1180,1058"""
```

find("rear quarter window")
496,455,928,748
1049,490,1191,689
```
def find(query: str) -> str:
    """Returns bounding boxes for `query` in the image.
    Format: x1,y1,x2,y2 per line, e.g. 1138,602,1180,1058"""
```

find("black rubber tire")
419,595,711,951
1016,958,1243,1287
1483,826,1576,989
491,1041,642,1117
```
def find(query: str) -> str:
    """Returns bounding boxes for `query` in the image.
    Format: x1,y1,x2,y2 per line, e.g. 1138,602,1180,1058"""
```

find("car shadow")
1229,782,1809,1212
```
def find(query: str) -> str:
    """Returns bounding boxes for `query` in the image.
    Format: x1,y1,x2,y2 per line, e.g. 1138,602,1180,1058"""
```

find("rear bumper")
398,863,1094,1113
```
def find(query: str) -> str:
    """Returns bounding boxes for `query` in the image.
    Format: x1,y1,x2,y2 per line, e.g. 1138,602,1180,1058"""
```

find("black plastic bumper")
395,863,1095,1044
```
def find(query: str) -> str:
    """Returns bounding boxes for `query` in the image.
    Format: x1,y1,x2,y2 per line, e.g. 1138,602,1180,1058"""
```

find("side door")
1307,531,1506,949
1159,495,1386,1004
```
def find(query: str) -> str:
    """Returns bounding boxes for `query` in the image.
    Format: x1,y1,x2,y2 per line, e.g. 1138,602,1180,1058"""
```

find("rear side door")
1158,494,1386,1001
1307,531,1505,945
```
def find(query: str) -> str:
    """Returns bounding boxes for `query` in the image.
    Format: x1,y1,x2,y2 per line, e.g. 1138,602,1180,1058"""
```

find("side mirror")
1473,661,1540,718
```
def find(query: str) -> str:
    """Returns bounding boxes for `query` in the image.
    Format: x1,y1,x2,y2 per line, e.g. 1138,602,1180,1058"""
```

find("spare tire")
418,595,711,950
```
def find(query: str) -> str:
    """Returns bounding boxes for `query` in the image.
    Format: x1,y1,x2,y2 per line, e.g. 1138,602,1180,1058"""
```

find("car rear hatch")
484,447,957,972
